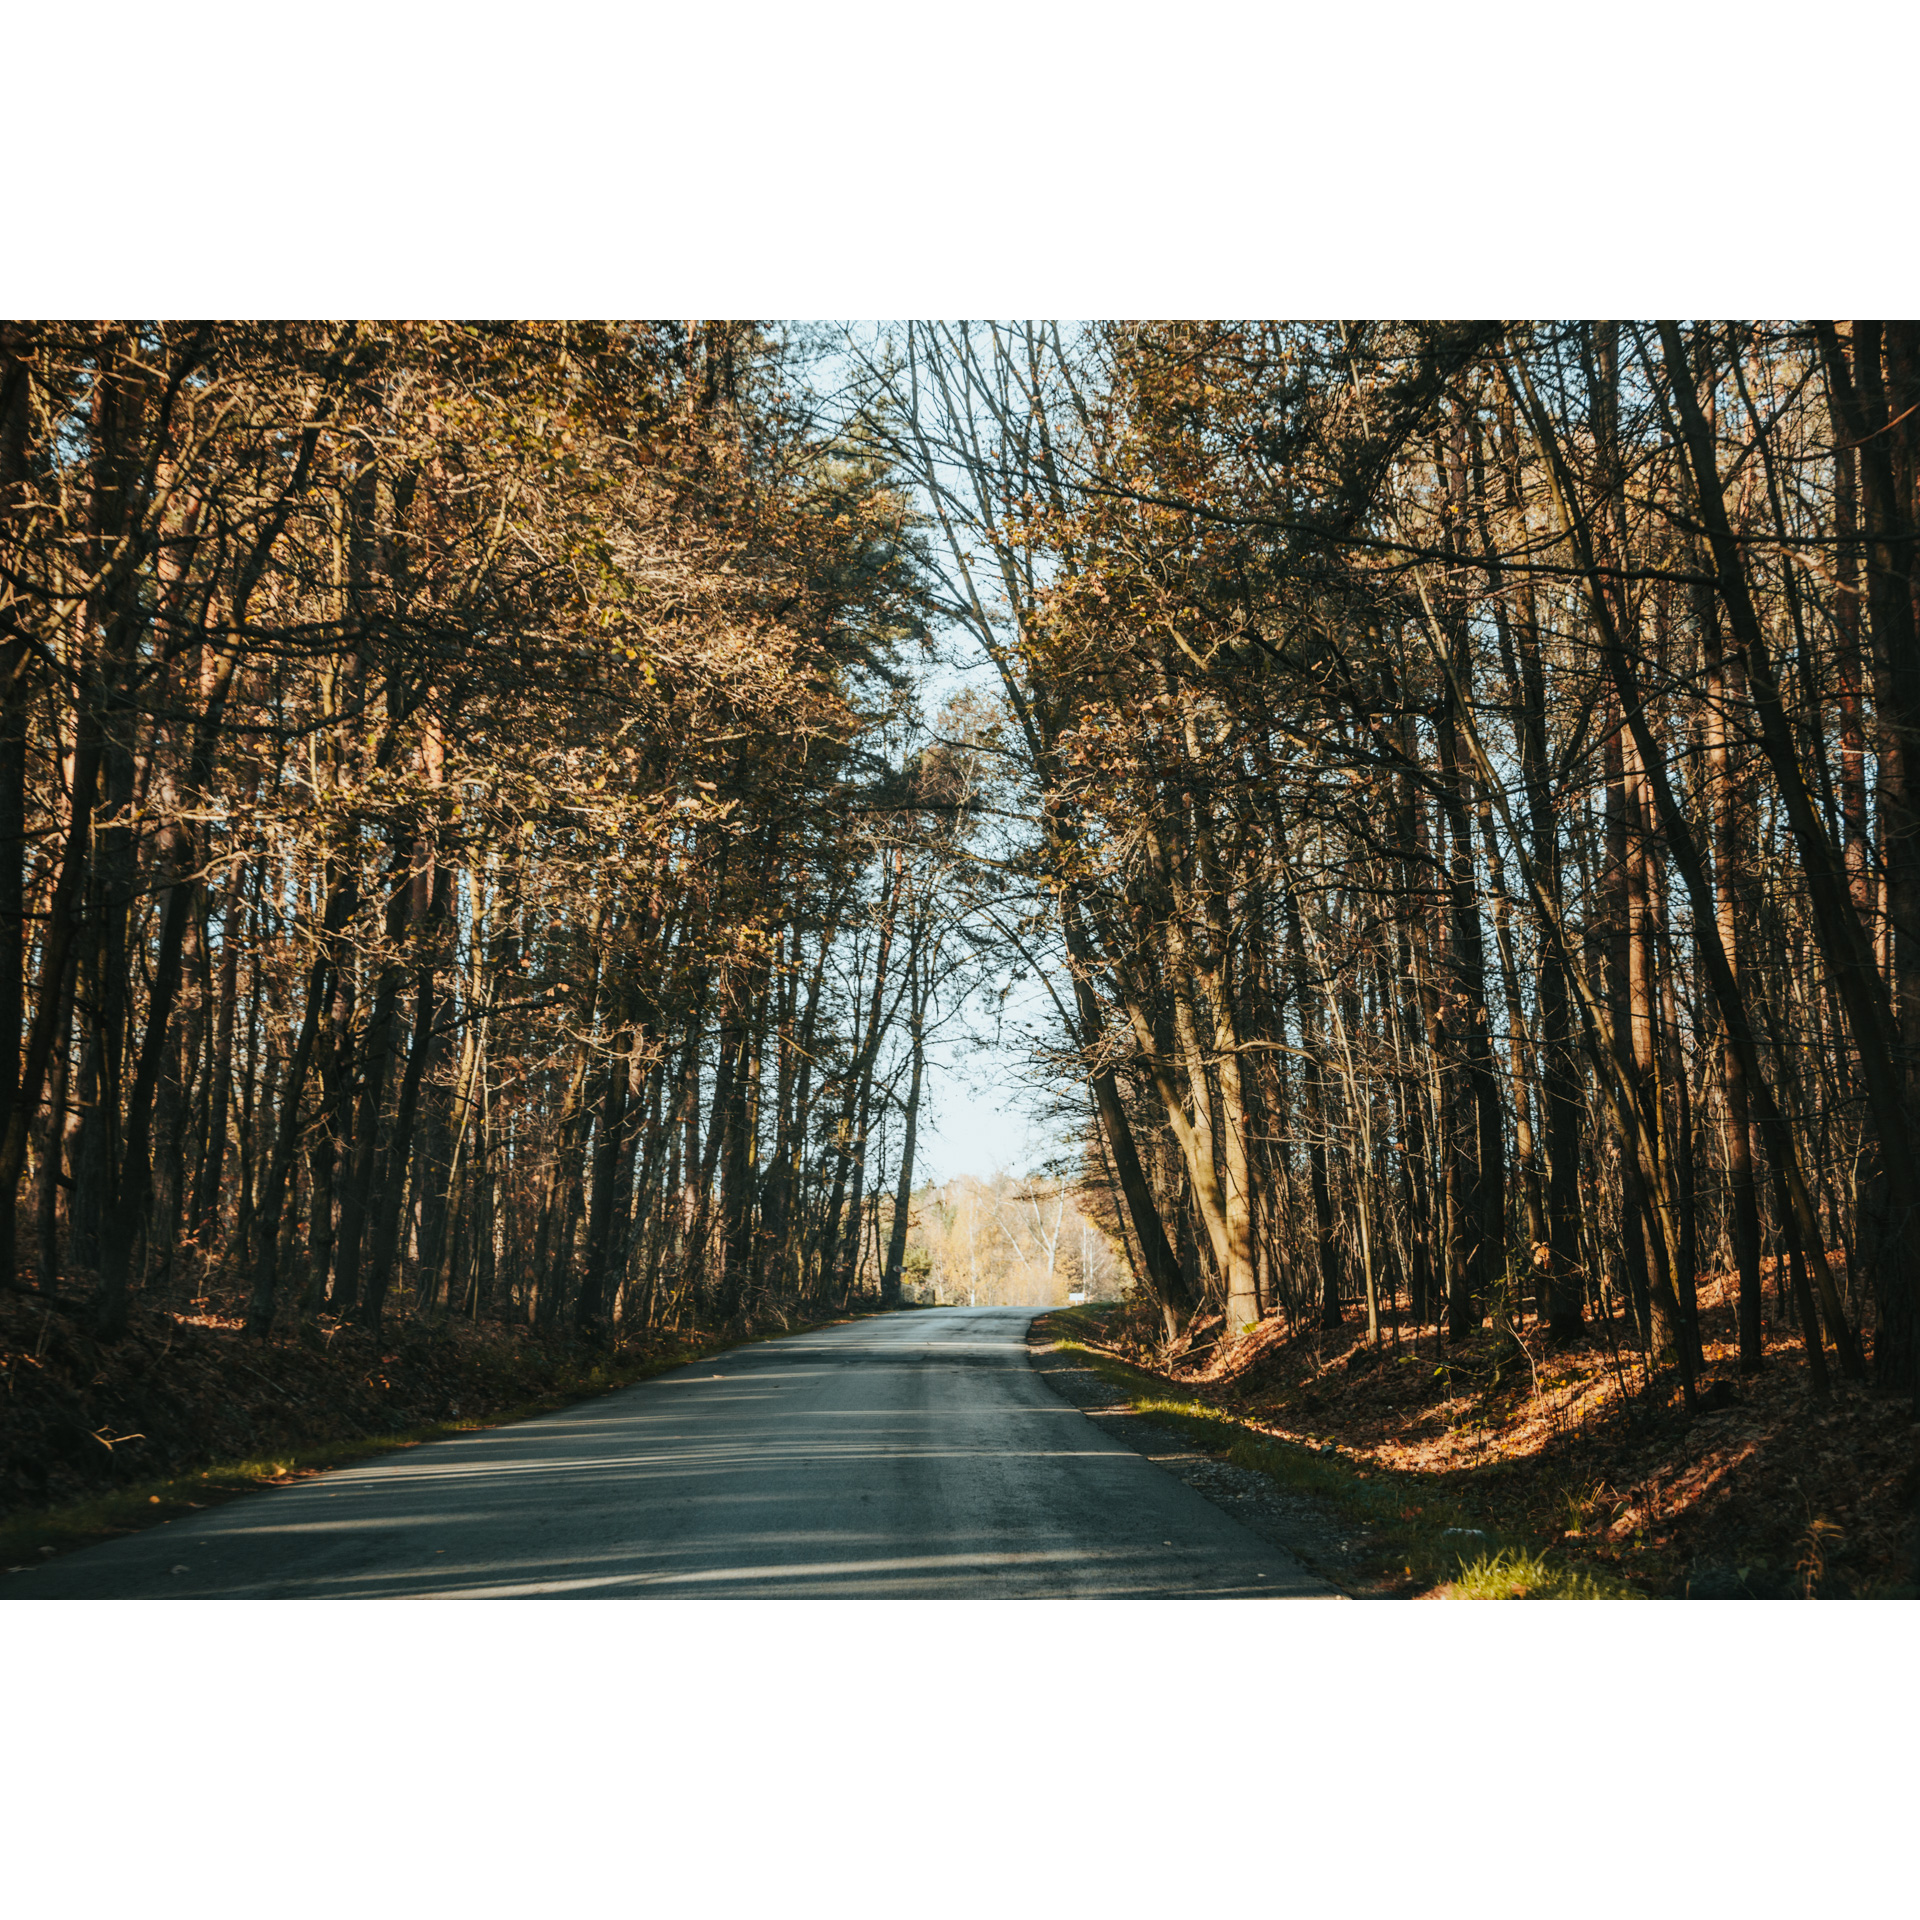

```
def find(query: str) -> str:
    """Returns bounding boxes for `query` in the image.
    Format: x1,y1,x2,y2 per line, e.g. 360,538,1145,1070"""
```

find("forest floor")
1037,1271,1919,1598
0,1284,876,1575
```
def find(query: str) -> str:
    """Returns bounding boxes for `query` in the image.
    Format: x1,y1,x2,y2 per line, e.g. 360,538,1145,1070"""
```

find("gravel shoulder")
1027,1321,1387,1595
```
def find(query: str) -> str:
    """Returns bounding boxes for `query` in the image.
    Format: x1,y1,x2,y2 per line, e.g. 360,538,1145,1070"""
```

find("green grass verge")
1038,1309,1640,1600
1,1309,870,1573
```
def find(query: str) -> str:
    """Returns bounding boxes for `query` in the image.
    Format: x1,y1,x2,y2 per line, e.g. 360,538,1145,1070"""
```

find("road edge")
1,1309,888,1578
1026,1311,1362,1596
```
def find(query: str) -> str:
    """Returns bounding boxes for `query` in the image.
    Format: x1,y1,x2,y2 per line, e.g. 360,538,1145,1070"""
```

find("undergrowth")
1041,1310,1640,1599
1,1312,860,1571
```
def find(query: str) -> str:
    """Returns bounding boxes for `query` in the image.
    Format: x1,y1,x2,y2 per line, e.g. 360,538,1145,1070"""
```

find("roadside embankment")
0,1287,868,1571
1034,1292,1916,1598
1033,1310,1631,1597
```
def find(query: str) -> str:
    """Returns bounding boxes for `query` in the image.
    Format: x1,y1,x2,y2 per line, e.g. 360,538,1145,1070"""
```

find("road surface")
5,1306,1334,1599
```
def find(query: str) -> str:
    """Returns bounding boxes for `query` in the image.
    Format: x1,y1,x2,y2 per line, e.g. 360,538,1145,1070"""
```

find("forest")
1,319,1915,1589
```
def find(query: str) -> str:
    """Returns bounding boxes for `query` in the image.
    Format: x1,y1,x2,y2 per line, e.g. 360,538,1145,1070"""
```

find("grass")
0,1308,868,1573
1445,1547,1630,1601
1039,1308,1641,1600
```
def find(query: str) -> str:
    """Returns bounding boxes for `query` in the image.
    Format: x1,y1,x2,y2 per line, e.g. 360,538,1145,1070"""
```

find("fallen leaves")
1069,1273,1917,1596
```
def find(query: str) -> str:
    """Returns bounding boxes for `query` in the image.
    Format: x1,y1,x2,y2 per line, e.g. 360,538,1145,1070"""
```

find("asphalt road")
5,1306,1334,1600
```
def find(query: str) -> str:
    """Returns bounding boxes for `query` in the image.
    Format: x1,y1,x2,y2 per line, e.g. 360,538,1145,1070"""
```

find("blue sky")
913,997,1076,1185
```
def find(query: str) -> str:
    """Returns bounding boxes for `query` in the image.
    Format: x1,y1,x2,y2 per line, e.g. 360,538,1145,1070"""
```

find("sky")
912,1006,1081,1186
884,548,1084,1185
